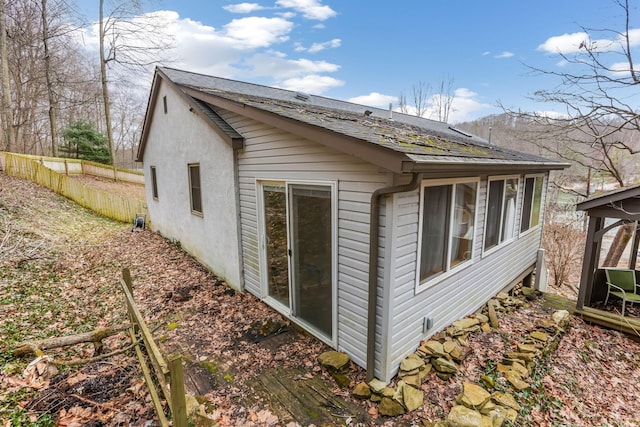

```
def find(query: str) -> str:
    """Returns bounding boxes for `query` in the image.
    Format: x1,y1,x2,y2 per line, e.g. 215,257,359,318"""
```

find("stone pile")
445,308,572,427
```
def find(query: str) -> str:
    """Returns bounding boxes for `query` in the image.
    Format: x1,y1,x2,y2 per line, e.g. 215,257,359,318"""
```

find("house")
576,184,640,309
136,67,569,382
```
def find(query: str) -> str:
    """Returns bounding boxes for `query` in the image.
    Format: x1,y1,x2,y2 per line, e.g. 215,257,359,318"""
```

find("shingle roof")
157,67,568,171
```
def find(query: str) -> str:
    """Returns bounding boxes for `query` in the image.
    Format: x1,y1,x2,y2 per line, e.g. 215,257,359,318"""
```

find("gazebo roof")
576,184,640,221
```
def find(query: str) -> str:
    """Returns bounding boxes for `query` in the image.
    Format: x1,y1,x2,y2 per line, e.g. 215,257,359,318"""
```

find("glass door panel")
263,184,290,307
289,185,333,337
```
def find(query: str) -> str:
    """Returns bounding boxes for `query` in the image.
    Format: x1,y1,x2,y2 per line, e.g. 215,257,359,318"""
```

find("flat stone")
447,405,483,427
370,393,382,402
403,382,424,411
504,352,534,362
474,313,489,323
530,331,549,342
378,397,406,416
505,408,519,423
402,373,422,388
432,357,459,374
487,407,507,426
352,382,371,399
368,378,387,394
424,340,447,357
457,382,491,409
491,392,521,411
382,387,395,398
443,340,457,354
504,371,529,391
479,399,498,415
317,351,350,371
436,371,454,381
481,323,492,333
553,310,570,326
516,343,538,353
510,362,529,378
452,318,481,330
401,353,426,371
496,363,510,372
399,368,420,378
420,363,432,380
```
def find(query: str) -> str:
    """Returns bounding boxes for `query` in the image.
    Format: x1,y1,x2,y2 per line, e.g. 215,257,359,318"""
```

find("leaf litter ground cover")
2,173,640,426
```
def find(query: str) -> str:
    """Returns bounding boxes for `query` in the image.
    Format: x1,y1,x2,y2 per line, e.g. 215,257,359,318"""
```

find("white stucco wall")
141,81,242,289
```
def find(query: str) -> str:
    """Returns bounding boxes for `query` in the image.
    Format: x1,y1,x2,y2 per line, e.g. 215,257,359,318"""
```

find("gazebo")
576,184,640,310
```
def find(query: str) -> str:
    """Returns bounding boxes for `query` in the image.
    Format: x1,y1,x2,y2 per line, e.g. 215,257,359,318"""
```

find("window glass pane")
420,185,450,282
150,166,158,199
501,178,518,241
450,182,476,267
530,177,543,228
485,180,503,250
520,177,534,232
264,184,289,307
190,165,202,213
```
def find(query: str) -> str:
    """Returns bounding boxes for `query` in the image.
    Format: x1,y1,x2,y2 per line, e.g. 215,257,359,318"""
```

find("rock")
368,378,387,394
432,357,459,374
443,340,457,354
530,331,549,342
402,373,422,388
521,287,539,300
505,408,519,423
399,368,420,378
479,399,498,415
457,382,491,409
403,382,424,411
504,352,534,362
401,353,426,371
185,394,200,416
378,397,406,416
436,371,454,381
423,340,447,357
481,323,492,333
447,405,483,427
331,372,351,388
504,370,529,391
480,375,495,389
318,351,350,372
516,343,538,354
352,382,372,399
370,393,382,402
486,407,508,426
474,313,489,324
552,310,570,326
452,318,481,331
491,392,521,411
382,387,396,398
487,302,499,329
510,362,529,378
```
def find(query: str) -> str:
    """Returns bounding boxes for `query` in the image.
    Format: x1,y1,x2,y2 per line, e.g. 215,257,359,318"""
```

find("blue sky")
83,0,638,123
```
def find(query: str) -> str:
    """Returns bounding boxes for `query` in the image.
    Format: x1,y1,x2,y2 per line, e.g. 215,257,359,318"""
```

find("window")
521,175,543,232
417,179,478,289
188,164,202,214
163,96,167,114
150,166,158,200
484,177,518,251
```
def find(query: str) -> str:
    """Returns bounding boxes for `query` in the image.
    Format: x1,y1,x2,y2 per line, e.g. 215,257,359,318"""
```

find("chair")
604,268,640,316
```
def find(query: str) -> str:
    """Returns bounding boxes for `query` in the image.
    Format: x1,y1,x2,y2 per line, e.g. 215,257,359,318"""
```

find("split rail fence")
120,268,188,427
0,152,146,224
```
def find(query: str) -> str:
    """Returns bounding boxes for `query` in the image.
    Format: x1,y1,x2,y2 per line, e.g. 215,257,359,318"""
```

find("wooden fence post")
169,357,188,427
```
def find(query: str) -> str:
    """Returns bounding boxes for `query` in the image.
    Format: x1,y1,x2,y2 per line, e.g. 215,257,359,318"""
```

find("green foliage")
59,121,111,164
0,389,55,427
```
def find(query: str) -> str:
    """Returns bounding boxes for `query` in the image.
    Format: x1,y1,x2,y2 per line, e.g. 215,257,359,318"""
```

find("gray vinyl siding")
381,173,548,381
217,109,393,369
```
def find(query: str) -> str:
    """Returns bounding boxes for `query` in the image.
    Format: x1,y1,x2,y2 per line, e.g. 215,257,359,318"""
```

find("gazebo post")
629,221,639,271
577,216,604,310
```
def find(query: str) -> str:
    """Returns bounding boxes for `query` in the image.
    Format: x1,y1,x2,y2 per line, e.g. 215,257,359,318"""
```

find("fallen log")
13,326,128,357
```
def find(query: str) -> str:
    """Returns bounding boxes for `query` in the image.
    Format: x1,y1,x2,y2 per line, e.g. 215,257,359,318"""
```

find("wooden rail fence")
120,268,187,427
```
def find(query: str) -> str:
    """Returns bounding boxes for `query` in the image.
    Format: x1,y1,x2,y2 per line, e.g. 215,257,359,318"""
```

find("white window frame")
188,163,203,216
483,175,520,256
415,177,480,293
520,174,545,235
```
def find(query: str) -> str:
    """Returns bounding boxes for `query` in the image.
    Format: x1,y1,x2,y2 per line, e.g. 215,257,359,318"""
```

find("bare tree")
98,0,174,164
433,75,455,123
0,0,15,152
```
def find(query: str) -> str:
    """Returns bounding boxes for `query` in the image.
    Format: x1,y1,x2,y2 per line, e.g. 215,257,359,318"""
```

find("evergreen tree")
59,121,111,164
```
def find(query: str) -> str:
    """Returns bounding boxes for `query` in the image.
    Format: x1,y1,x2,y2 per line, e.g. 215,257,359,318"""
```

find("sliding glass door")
260,181,334,341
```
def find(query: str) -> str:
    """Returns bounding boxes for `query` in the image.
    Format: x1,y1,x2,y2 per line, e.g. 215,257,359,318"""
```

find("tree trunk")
602,223,635,267
0,0,15,152
13,326,126,356
41,0,58,157
99,0,114,165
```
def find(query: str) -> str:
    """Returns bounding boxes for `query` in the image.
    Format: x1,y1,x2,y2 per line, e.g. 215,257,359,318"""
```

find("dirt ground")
2,173,640,426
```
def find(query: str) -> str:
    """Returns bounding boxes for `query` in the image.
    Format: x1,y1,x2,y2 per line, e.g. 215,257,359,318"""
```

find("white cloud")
495,51,514,59
223,3,265,13
275,0,337,20
223,17,293,48
538,32,589,54
243,53,339,78
447,88,491,123
279,74,344,93
307,38,341,53
348,92,397,108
